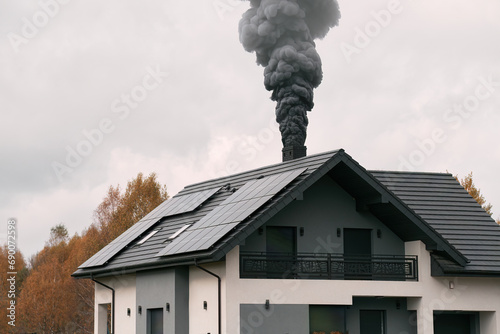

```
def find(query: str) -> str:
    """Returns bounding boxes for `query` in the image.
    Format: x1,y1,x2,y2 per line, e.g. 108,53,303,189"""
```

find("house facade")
73,149,500,334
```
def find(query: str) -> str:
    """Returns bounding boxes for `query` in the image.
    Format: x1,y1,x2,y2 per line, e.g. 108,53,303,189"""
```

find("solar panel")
78,186,220,268
155,167,307,257
140,187,221,221
78,219,158,268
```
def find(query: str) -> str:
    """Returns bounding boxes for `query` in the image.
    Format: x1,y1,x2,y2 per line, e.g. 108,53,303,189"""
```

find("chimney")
282,145,307,162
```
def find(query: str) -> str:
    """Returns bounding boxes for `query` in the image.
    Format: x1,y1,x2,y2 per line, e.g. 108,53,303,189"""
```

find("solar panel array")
78,187,220,268
155,168,307,257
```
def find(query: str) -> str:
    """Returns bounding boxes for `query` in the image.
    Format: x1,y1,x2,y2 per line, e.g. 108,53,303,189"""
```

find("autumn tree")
78,172,169,330
456,172,499,224
15,172,169,333
0,246,27,334
48,223,70,246
81,172,168,330
62,234,96,333
98,172,169,241
17,224,76,333
92,184,122,250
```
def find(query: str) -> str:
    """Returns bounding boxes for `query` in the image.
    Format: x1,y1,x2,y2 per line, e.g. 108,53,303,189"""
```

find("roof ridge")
178,149,342,193
369,170,453,176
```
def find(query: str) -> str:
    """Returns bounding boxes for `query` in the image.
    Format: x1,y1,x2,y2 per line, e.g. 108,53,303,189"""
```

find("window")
137,230,160,245
309,305,346,334
168,224,191,240
147,308,163,334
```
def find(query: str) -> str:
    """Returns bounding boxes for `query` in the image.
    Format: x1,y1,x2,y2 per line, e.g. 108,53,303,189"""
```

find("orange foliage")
11,172,168,333
0,246,27,334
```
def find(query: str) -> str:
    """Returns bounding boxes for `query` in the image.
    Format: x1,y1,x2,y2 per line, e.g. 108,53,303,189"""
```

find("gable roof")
371,171,500,276
72,149,500,278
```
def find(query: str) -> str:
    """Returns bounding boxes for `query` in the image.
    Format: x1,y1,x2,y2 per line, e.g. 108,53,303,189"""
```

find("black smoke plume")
239,0,340,148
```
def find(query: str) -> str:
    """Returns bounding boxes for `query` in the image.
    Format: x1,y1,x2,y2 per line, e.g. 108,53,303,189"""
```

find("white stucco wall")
405,241,500,334
225,242,500,334
189,262,226,334
94,274,136,334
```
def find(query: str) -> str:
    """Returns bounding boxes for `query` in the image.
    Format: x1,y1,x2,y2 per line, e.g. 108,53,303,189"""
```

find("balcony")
240,252,418,281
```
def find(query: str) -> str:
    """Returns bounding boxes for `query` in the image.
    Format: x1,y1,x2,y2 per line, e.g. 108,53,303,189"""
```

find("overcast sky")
1,0,499,259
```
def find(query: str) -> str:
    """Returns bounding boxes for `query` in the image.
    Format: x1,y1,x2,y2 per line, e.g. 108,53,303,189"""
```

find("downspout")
195,259,221,334
91,275,115,334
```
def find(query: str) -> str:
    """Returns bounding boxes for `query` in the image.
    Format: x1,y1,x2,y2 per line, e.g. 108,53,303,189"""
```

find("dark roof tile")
371,171,500,275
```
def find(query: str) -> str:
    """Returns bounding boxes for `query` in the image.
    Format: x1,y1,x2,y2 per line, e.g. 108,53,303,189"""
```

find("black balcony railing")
240,252,418,281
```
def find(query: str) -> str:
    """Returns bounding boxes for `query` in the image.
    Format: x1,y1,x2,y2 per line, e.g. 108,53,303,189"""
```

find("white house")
73,149,500,334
